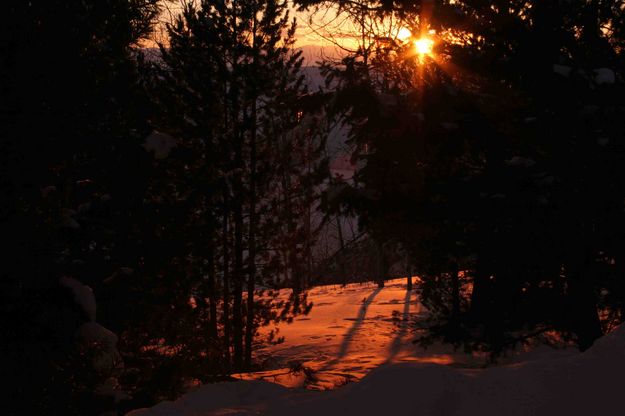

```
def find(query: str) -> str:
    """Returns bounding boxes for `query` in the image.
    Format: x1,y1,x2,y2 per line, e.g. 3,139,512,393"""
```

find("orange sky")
150,2,413,64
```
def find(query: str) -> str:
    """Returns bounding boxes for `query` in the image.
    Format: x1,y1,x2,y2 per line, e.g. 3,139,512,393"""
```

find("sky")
293,3,414,63
152,1,413,64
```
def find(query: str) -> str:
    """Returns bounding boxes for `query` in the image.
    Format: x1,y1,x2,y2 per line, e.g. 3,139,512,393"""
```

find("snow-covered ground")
235,278,490,390
125,278,625,416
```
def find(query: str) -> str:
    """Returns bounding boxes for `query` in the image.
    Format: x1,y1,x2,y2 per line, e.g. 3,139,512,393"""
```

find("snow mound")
505,156,536,168
553,64,572,77
76,322,121,373
60,276,96,321
143,131,176,159
594,68,616,85
585,321,625,359
127,324,624,416
127,381,292,416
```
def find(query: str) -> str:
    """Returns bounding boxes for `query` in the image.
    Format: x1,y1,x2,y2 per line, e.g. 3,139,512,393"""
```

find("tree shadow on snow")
386,288,412,362
319,286,383,371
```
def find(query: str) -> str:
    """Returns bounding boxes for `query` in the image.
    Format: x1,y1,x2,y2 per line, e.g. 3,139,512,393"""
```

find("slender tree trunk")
616,254,625,320
376,239,385,288
281,137,300,310
568,270,602,351
470,256,491,323
288,213,301,312
222,207,231,372
567,249,603,351
451,261,460,325
304,194,312,291
220,62,232,373
304,133,314,290
207,243,218,340
336,215,346,286
232,183,243,371
228,4,243,372
291,255,301,310
406,256,412,290
245,17,258,368
245,146,256,369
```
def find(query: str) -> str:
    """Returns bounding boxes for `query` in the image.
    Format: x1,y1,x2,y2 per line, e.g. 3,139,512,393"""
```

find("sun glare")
397,27,412,42
414,37,434,56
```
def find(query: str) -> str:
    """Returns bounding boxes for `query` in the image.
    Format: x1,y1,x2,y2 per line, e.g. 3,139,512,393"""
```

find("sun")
414,37,434,56
395,27,435,59
397,27,412,42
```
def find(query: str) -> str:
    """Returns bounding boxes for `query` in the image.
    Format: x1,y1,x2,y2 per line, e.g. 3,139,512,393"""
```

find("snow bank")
127,324,625,416
127,381,293,416
594,68,616,85
60,276,96,321
61,276,126,409
76,322,121,373
143,131,176,159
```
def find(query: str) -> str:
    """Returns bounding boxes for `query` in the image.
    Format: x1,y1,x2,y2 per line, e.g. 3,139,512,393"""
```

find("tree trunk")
207,243,218,340
445,260,461,342
470,257,491,323
229,8,244,373
406,256,412,290
376,239,385,288
303,189,312,291
281,139,300,311
245,168,256,369
245,22,258,368
232,190,243,371
336,215,346,286
221,207,231,372
567,254,603,351
303,132,314,290
451,261,460,324
289,231,301,312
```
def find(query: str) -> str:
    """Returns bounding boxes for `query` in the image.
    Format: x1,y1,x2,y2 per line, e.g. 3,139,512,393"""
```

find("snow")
143,131,177,159
505,156,536,168
125,278,625,416
60,208,81,230
60,276,97,321
594,68,616,85
76,322,122,373
96,377,131,404
60,276,126,407
41,185,57,197
76,321,119,350
553,64,616,86
127,321,624,415
127,381,291,416
553,64,572,78
441,122,459,130
239,279,483,390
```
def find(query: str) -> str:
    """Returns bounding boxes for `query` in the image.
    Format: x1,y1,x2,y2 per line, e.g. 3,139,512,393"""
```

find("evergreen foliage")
296,0,625,355
4,0,625,413
2,0,326,413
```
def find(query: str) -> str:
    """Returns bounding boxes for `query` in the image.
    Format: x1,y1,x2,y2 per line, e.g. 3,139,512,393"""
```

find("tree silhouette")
296,0,625,354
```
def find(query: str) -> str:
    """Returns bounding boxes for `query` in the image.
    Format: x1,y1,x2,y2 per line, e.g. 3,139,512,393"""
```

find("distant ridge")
297,44,345,65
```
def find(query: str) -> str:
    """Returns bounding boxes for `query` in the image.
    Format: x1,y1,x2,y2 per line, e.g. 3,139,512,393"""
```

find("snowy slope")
127,321,625,415
240,278,485,390
125,278,625,416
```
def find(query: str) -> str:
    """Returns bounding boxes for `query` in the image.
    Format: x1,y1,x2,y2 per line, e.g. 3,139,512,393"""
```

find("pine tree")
296,0,625,353
2,0,159,414
151,0,328,374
